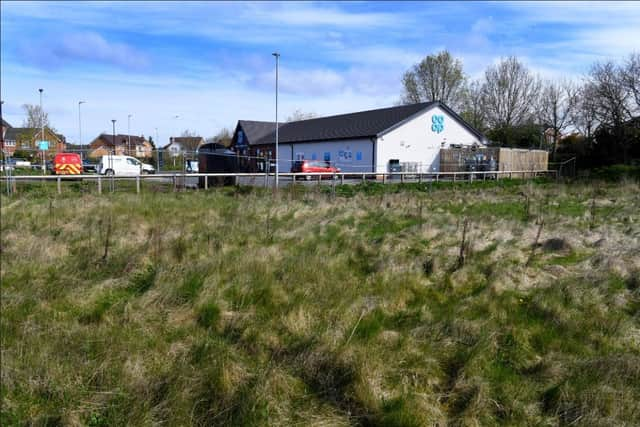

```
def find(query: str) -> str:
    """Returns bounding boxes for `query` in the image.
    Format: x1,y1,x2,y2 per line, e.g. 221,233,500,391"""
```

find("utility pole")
272,52,280,189
155,127,160,172
111,119,116,191
38,89,46,174
128,114,132,156
78,101,85,161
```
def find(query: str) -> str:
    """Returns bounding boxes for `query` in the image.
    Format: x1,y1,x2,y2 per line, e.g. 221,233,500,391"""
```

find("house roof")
164,136,204,150
4,127,65,142
2,118,11,129
235,101,486,146
94,133,148,147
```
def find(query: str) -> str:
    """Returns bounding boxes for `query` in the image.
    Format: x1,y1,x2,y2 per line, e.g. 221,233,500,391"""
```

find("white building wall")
290,139,373,172
376,105,483,173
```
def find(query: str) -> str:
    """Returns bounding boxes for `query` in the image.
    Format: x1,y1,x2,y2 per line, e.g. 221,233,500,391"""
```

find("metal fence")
0,169,556,196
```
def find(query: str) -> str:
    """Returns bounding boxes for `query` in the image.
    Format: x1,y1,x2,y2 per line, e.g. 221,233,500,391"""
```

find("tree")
180,129,198,137
536,79,579,159
22,104,54,130
400,50,467,110
286,109,318,122
588,60,634,163
207,128,232,147
571,83,599,146
482,57,541,145
459,80,487,132
622,52,640,113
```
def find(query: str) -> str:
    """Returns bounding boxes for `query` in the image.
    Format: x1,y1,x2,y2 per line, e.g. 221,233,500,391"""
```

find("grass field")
1,179,639,426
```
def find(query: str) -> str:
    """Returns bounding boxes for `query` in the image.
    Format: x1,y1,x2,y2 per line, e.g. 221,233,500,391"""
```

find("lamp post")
128,114,132,156
155,127,160,172
39,89,45,174
272,52,280,189
78,101,85,161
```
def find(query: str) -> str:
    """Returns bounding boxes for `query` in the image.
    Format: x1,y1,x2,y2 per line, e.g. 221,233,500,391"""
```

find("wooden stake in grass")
526,218,544,267
102,215,112,261
455,218,469,270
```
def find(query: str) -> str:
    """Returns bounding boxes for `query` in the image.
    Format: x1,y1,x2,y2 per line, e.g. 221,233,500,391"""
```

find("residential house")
88,134,153,159
163,136,205,157
2,126,66,157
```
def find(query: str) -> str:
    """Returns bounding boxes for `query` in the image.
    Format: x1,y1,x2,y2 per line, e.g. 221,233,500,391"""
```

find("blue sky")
2,1,639,146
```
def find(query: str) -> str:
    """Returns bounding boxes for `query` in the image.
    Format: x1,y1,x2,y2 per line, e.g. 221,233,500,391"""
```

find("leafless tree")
537,79,579,157
622,52,640,113
286,109,318,122
207,128,233,146
180,129,198,138
571,83,599,143
21,104,53,130
400,50,467,110
482,57,541,131
460,80,487,132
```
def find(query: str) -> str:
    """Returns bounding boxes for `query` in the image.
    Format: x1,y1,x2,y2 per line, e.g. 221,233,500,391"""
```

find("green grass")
1,179,639,426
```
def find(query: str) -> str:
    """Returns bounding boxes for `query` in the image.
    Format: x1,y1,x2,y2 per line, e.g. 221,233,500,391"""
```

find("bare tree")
400,50,467,110
460,80,487,132
537,79,579,158
622,52,640,113
180,129,198,137
571,83,599,143
482,57,541,134
22,104,53,130
207,128,232,146
286,109,318,122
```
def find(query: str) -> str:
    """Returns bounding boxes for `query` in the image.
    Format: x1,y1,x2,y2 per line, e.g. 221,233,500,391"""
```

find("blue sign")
38,140,49,150
431,115,444,133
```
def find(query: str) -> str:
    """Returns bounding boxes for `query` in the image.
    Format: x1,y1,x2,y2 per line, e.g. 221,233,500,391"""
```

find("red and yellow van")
54,153,83,175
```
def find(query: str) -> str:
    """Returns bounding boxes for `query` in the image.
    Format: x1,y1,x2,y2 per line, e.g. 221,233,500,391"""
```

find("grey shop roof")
235,101,485,146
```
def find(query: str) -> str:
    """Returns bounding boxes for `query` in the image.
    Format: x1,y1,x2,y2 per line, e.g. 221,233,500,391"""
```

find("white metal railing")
0,170,556,195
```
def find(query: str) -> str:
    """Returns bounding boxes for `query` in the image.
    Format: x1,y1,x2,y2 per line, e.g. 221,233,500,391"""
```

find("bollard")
98,176,102,194
205,175,209,190
57,176,61,194
136,176,140,194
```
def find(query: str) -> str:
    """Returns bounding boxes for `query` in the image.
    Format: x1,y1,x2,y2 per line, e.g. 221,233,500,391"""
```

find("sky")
1,1,639,146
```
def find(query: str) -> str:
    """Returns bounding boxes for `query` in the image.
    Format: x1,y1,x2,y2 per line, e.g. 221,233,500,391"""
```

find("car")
10,158,31,168
185,160,199,173
97,155,155,176
82,161,97,173
291,160,340,180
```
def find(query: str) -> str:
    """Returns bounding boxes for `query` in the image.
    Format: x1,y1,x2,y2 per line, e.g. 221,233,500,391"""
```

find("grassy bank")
1,180,639,426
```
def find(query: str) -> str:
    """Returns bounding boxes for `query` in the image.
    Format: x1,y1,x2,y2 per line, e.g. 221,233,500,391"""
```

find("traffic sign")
38,140,49,150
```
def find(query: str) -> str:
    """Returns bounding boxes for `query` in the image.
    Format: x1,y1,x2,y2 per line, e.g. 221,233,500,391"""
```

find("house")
2,126,66,157
163,136,205,157
231,101,487,173
88,134,153,159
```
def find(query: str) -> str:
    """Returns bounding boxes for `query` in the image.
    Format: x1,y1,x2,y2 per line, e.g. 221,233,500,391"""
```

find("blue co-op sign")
431,115,444,133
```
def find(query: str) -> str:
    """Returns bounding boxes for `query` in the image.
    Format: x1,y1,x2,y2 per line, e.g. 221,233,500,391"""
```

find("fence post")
453,173,456,182
98,176,102,194
57,176,61,194
418,173,422,183
382,174,386,184
205,175,209,190
341,174,344,185
136,176,140,194
173,175,177,191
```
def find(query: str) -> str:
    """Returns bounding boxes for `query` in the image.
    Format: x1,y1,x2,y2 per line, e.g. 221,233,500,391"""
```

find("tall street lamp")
272,52,280,189
78,101,85,161
128,114,132,156
39,89,45,174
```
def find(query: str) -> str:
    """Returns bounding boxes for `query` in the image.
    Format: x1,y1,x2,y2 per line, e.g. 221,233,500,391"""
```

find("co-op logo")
431,115,444,133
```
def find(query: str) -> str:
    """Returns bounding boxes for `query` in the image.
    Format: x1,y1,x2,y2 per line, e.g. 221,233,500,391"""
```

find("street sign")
38,140,49,150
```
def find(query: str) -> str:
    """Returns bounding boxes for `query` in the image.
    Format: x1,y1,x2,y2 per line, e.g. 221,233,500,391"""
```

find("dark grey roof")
2,118,11,128
235,101,485,146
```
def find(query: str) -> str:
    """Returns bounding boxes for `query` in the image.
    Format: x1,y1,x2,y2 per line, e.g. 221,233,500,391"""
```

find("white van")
97,155,155,176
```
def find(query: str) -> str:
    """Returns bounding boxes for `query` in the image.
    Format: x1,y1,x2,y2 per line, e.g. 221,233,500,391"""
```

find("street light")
78,101,85,161
39,89,45,174
272,52,280,189
128,114,132,156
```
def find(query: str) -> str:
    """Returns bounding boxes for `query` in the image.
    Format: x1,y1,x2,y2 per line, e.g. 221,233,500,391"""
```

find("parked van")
54,153,83,175
97,155,155,176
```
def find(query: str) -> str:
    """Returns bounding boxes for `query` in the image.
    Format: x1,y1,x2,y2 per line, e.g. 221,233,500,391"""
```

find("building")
163,136,205,157
88,134,153,159
2,125,66,157
231,101,487,173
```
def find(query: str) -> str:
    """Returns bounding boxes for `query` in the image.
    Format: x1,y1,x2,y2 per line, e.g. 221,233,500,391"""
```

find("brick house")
2,125,66,157
88,134,153,159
